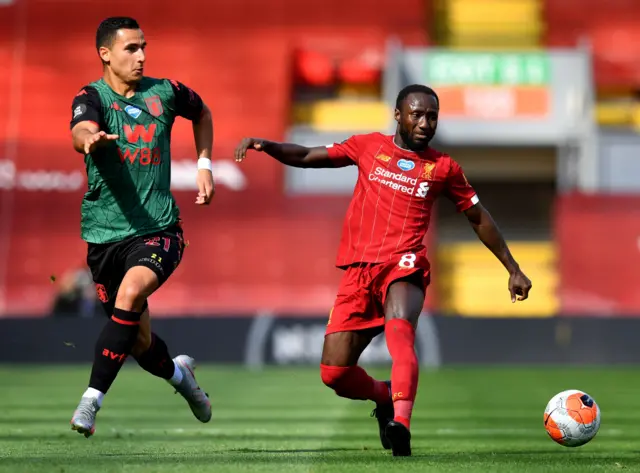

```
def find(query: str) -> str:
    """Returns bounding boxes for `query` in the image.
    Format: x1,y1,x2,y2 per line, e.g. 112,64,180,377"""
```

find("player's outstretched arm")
234,138,351,169
464,203,532,302
71,123,119,155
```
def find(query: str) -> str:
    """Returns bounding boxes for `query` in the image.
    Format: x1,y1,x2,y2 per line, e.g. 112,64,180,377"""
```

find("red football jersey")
326,133,479,267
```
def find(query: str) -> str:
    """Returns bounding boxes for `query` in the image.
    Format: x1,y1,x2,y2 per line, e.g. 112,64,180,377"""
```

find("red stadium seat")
338,56,382,86
294,49,334,86
544,0,640,89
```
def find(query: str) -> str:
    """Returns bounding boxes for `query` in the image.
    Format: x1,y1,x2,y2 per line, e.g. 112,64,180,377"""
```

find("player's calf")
320,331,390,402
133,332,176,380
320,364,393,449
132,333,200,408
320,364,390,404
321,331,393,448
70,307,141,437
384,278,423,435
131,321,153,356
385,319,419,431
87,307,142,395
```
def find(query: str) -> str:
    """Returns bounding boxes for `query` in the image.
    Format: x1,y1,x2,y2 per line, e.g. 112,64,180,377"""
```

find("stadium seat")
292,100,388,131
437,0,543,49
294,49,335,87
595,101,640,129
337,56,381,86
544,0,640,90
437,242,558,317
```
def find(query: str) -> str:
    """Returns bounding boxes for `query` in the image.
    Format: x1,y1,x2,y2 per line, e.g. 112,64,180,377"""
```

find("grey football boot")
172,355,212,423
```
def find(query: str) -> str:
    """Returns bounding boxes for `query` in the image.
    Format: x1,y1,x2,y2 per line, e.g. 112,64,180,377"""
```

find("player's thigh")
321,328,379,367
86,242,124,318
377,253,430,327
323,265,383,366
384,273,426,327
118,226,185,305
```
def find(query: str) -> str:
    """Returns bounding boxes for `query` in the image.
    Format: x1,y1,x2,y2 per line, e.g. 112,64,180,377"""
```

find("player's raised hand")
195,169,215,205
234,137,265,163
508,269,532,303
83,131,119,154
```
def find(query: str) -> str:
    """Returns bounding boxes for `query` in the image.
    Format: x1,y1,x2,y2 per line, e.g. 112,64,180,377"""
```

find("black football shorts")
86,223,185,317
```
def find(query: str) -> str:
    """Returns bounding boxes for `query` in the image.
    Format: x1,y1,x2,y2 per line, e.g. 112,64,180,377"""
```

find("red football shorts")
325,252,430,335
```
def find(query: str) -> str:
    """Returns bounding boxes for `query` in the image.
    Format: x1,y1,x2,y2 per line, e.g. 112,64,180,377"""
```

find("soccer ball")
544,389,601,447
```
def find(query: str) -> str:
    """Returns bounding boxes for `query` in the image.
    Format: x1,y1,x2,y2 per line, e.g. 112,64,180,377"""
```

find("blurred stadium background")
2,0,640,371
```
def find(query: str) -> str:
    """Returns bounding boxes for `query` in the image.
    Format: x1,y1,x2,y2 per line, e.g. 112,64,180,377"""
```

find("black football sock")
134,332,174,380
88,308,141,394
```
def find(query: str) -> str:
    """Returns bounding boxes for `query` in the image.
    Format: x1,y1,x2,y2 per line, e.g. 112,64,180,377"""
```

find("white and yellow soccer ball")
544,389,601,447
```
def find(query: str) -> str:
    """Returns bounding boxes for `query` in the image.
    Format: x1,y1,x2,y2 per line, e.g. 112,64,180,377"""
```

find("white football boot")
70,396,100,438
171,355,212,423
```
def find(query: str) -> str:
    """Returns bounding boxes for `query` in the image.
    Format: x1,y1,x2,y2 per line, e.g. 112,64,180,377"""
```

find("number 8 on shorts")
398,253,417,269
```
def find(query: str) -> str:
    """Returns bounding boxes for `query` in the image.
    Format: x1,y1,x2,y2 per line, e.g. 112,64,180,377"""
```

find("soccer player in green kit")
68,17,214,437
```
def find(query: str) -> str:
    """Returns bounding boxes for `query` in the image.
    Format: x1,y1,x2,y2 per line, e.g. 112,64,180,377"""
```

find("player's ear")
98,46,110,64
394,108,400,124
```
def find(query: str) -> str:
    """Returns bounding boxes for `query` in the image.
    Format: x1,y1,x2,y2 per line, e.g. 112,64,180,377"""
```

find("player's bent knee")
116,267,160,311
117,282,149,310
320,364,351,391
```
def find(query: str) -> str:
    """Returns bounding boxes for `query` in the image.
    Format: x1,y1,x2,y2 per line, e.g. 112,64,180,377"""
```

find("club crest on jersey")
125,105,142,119
145,95,164,117
397,159,415,172
421,162,436,180
95,283,108,303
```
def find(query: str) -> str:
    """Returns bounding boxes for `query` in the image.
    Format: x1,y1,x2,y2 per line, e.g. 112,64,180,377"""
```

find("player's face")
395,93,439,152
100,28,146,84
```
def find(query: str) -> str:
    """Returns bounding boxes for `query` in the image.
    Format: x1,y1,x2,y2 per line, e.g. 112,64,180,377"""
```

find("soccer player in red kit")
234,84,532,456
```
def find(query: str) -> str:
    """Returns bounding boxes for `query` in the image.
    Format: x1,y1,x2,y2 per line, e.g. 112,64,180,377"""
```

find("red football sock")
385,318,419,430
320,364,391,405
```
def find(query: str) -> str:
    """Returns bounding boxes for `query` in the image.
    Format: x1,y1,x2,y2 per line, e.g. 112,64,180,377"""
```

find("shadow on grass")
1,449,639,468
0,430,639,443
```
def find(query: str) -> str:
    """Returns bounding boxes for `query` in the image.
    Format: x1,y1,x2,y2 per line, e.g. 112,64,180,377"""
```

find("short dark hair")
396,84,439,110
96,17,140,50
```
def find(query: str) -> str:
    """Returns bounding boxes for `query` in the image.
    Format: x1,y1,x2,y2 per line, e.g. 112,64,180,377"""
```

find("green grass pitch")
0,364,638,472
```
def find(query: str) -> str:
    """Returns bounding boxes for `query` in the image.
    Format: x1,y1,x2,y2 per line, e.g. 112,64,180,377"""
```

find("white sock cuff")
83,387,104,407
169,361,183,386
